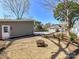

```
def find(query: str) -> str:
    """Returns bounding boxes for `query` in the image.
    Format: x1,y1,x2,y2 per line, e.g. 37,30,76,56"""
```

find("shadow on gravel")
0,35,37,59
50,39,69,59
65,48,79,59
43,34,79,59
50,39,79,59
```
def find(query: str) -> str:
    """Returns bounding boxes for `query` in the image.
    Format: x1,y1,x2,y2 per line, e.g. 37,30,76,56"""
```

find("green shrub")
54,32,69,41
42,35,48,38
70,32,77,41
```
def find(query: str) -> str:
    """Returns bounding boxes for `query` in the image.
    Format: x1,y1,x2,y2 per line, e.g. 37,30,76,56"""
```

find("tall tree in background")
54,0,79,47
2,0,30,19
42,0,79,47
34,21,43,32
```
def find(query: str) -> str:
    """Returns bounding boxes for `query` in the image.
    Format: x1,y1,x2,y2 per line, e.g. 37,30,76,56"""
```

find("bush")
43,35,49,38
54,32,69,41
70,32,77,41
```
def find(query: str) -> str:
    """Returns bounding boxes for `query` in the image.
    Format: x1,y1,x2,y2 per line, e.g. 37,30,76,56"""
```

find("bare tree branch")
1,0,30,19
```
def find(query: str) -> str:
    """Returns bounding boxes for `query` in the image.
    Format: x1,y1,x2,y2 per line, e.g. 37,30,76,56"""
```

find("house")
71,20,79,37
0,19,34,39
48,24,65,33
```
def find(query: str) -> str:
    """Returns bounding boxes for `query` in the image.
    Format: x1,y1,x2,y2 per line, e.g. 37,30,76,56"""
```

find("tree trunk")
65,28,71,48
65,21,72,48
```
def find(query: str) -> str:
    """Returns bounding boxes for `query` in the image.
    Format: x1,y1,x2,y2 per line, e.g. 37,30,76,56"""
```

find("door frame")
2,25,10,39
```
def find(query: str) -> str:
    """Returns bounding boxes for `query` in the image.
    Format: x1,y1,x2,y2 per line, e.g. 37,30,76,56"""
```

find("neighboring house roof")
0,19,34,22
49,24,62,29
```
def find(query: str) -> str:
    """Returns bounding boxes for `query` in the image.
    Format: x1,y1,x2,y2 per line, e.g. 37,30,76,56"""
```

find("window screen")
4,27,8,32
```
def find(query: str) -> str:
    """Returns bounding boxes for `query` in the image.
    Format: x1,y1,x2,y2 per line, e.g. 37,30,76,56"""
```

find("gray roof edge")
0,19,34,22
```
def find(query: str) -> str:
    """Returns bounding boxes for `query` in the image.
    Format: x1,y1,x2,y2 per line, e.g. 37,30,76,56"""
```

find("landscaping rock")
36,40,47,47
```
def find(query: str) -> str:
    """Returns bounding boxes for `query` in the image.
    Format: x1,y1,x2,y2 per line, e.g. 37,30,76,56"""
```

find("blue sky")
0,0,59,24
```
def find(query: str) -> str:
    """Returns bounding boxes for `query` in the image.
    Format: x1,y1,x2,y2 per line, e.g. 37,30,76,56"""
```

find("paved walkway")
34,32,53,35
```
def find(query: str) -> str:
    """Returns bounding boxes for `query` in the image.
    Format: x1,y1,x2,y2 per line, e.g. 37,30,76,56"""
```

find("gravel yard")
0,36,69,59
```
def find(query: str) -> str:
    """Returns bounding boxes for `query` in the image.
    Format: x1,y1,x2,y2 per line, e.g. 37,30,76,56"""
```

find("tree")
54,0,79,47
2,0,30,19
48,0,79,33
42,0,79,32
34,21,48,32
34,21,43,31
44,23,52,29
42,0,79,47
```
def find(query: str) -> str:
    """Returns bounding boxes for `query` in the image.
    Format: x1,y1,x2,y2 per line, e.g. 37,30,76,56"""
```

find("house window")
4,27,8,32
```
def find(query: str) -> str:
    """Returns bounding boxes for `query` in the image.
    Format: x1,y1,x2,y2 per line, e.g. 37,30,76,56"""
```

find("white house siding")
0,21,34,39
71,20,79,37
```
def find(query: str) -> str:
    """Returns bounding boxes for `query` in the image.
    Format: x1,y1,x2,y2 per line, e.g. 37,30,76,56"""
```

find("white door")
2,25,10,39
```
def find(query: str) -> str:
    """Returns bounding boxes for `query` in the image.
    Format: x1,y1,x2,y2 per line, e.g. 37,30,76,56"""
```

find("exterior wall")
0,21,34,38
71,21,79,37
0,26,2,39
71,27,79,37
